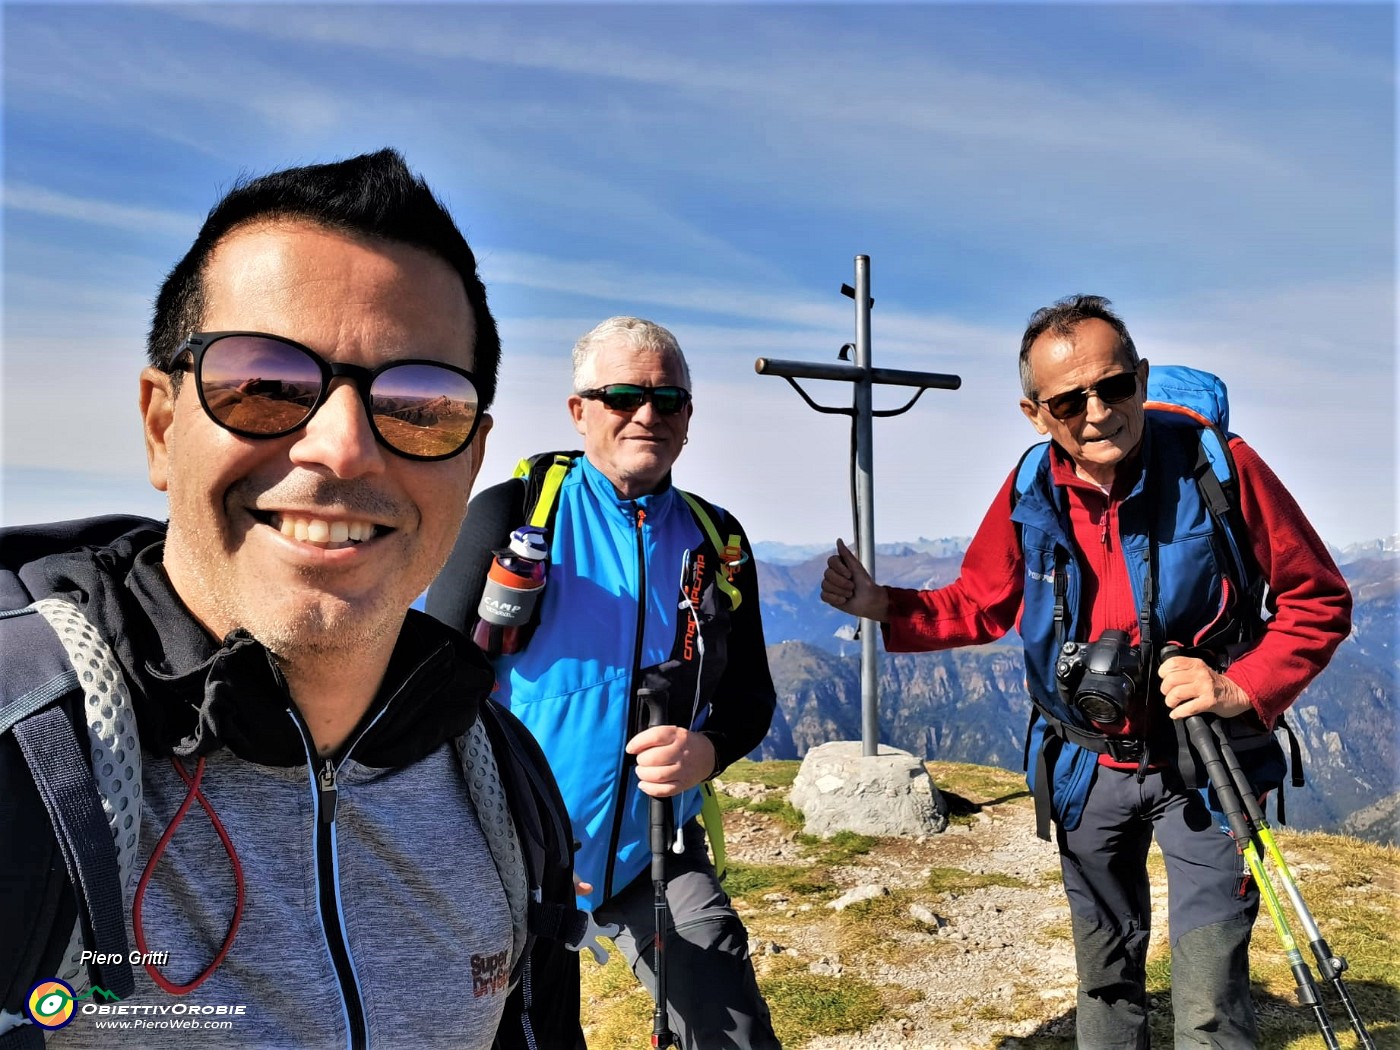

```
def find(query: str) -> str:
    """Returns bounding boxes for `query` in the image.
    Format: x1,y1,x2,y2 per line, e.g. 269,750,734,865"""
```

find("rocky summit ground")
720,768,1080,1049
581,760,1399,1050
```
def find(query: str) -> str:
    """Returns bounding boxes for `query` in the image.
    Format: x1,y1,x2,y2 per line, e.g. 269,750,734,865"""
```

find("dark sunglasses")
171,332,482,461
577,383,692,415
1034,370,1139,422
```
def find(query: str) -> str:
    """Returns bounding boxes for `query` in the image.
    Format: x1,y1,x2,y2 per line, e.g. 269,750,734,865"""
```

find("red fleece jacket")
883,438,1352,734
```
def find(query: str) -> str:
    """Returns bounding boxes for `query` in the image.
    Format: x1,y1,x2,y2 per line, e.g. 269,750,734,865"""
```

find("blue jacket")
1012,421,1279,830
490,456,775,909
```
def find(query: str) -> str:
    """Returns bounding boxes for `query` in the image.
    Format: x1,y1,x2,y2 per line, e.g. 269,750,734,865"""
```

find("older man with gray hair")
429,316,780,1048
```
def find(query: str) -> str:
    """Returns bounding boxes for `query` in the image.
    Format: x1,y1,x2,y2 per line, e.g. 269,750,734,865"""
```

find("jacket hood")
7,515,490,767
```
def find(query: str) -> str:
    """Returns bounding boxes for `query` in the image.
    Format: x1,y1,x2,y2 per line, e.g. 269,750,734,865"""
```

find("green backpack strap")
677,490,742,612
513,452,577,530
697,780,728,882
674,489,745,879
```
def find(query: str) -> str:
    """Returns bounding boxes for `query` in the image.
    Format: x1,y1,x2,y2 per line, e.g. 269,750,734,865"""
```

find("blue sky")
3,2,1395,552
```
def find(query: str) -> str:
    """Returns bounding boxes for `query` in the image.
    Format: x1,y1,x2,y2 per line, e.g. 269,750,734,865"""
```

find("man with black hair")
1,149,582,1049
822,295,1351,1049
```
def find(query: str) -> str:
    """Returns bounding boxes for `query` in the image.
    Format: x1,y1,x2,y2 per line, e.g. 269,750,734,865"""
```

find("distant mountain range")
752,537,972,565
752,538,1399,842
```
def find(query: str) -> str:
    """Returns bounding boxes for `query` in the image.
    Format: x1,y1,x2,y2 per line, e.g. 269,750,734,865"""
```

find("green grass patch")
925,760,1030,806
1145,956,1172,993
749,796,806,828
717,791,750,814
721,758,800,790
725,861,837,899
580,942,654,1049
925,865,1033,894
798,829,879,865
761,972,887,1043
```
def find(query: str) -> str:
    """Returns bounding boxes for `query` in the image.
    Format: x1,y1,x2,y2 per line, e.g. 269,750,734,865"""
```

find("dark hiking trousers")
1057,766,1260,1049
594,820,781,1049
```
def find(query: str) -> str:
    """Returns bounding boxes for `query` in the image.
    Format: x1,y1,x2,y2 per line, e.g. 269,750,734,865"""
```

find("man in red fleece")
821,295,1351,1049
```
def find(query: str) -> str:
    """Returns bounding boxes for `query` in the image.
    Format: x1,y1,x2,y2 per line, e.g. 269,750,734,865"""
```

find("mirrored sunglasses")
578,383,691,415
1036,370,1139,422
172,332,482,461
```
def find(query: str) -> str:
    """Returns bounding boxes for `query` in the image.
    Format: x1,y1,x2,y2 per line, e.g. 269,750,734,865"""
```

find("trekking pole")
638,687,677,1050
1184,715,1342,1050
1208,719,1376,1049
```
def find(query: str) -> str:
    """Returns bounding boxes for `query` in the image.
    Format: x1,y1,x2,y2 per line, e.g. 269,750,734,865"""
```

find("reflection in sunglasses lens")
196,335,480,458
201,336,321,434
371,363,479,458
651,389,686,414
600,388,646,411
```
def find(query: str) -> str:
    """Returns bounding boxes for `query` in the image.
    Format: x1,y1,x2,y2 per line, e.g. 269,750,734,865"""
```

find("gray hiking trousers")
594,820,781,1049
1057,766,1260,1049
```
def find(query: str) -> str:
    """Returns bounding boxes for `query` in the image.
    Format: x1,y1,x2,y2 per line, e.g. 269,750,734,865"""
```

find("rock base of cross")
789,740,949,838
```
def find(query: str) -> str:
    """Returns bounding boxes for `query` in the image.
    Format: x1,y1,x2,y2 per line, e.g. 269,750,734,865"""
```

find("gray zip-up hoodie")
3,523,572,1050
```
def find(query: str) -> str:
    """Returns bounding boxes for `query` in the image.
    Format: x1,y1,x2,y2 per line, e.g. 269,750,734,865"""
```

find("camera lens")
1076,691,1125,725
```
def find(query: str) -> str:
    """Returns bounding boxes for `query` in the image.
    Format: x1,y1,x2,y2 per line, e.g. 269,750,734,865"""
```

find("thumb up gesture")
820,538,890,622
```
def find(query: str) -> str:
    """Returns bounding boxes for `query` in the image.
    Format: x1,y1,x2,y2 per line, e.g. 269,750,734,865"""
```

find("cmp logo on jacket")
681,551,707,662
470,950,510,998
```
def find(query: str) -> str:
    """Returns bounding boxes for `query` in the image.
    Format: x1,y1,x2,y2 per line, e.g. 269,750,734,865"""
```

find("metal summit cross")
756,255,961,758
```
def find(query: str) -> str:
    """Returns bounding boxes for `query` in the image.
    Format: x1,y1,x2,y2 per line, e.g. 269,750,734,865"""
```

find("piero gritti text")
80,949,171,967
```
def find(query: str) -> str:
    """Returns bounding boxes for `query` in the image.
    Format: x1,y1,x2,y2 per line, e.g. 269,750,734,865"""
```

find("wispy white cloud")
1140,5,1396,89
3,184,196,239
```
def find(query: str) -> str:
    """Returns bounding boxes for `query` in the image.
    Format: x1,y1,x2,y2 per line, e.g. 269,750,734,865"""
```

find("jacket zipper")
313,756,367,1050
603,504,648,900
289,700,395,1050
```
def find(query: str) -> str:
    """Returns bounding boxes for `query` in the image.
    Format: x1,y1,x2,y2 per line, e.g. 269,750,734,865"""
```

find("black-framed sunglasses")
1034,370,1139,422
577,383,692,416
170,331,483,461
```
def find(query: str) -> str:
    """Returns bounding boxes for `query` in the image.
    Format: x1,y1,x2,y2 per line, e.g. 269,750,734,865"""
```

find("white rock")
827,884,890,911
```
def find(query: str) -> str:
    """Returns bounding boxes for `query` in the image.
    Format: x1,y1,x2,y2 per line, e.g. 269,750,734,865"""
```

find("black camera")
1054,629,1145,726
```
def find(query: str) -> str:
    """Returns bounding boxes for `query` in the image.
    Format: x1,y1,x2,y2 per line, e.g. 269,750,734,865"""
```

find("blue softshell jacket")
1012,420,1281,830
490,456,775,910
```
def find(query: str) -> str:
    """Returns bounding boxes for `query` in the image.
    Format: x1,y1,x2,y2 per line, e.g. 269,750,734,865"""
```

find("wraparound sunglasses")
576,384,692,415
1034,370,1139,422
170,331,483,461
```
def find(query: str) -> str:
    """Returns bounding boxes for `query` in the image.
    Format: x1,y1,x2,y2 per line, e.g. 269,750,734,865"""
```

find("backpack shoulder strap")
424,476,528,635
471,699,591,1049
1189,425,1259,599
452,715,531,978
464,701,588,962
429,451,580,649
1010,441,1051,514
676,490,743,612
514,452,581,531
0,600,138,1034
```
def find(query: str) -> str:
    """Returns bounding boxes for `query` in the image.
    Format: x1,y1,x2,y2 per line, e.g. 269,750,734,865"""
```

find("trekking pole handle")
636,687,678,1049
638,689,671,855
1184,715,1255,846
